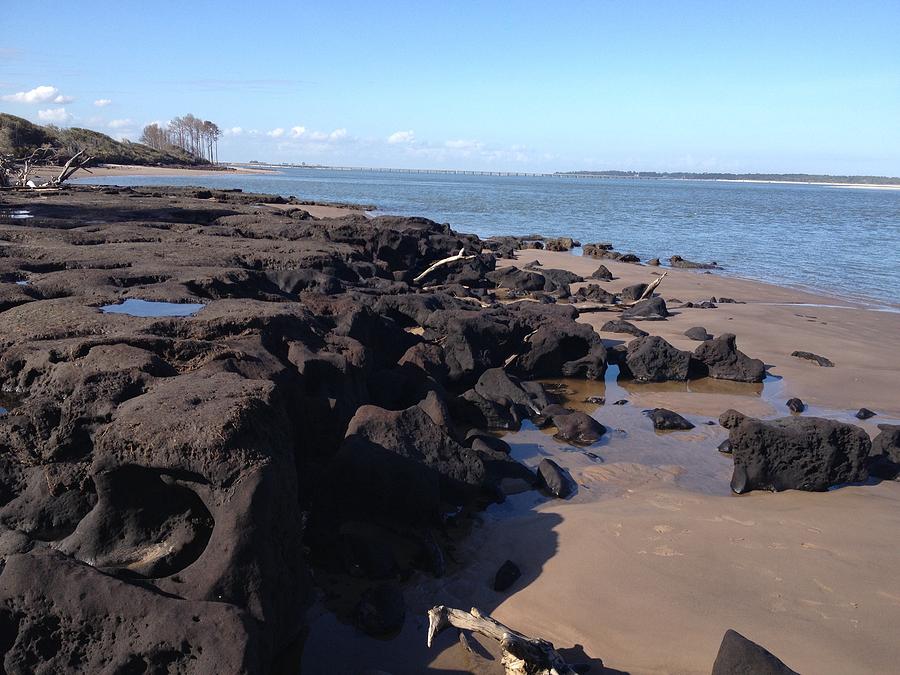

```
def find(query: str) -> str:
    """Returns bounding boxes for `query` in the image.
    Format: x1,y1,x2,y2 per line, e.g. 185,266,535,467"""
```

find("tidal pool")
100,299,205,317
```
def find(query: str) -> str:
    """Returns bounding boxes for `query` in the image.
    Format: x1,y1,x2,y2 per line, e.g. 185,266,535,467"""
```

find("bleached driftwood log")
426,605,576,675
49,150,94,186
413,247,476,284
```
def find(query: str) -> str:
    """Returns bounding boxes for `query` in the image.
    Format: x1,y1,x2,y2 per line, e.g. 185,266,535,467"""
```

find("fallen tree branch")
414,247,476,284
51,150,95,186
426,605,576,675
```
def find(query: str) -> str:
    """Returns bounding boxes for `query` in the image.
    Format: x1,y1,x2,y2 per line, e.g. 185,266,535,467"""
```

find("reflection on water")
100,298,205,317
501,366,899,498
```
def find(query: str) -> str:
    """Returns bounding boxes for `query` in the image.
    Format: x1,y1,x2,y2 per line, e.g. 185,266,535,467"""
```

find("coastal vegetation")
0,113,204,167
141,114,221,163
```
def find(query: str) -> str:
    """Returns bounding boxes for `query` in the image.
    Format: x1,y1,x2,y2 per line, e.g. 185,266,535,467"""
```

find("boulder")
573,284,617,304
623,336,691,382
684,326,712,341
537,459,575,498
868,424,900,479
549,410,607,445
717,439,732,454
621,296,669,321
647,408,695,431
513,321,607,380
692,333,766,383
711,629,799,675
855,407,876,420
493,559,522,591
647,257,661,266
600,319,648,338
589,265,613,281
718,409,747,429
619,283,648,303
669,255,719,270
729,416,870,493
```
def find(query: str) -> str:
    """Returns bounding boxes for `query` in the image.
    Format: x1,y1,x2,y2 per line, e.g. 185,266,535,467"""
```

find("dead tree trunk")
426,605,576,675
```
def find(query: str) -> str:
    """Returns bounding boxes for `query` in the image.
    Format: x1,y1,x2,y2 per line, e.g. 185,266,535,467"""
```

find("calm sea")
77,168,900,306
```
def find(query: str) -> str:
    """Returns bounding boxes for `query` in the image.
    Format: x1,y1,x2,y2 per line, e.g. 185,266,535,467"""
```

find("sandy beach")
304,250,900,675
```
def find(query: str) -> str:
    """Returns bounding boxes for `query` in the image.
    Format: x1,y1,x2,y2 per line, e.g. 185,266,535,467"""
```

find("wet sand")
303,250,900,674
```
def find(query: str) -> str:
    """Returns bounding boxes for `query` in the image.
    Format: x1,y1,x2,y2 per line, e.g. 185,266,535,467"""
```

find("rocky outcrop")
621,296,669,321
692,333,766,382
711,629,799,675
622,336,691,382
728,416,870,493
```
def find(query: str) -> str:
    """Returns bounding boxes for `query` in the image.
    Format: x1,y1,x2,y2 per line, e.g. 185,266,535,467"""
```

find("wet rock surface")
0,186,621,672
692,333,766,383
647,408,695,431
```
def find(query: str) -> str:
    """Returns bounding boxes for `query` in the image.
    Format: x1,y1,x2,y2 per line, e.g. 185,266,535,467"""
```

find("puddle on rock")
100,299,205,317
1,210,34,220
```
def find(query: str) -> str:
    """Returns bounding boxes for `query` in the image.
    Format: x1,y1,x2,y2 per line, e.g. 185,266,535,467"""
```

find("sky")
2,1,899,174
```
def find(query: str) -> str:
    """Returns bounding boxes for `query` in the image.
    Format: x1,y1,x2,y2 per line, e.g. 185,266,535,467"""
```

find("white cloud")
37,107,72,123
93,98,112,107
108,118,132,129
329,128,347,141
2,85,73,104
444,139,483,151
267,127,285,138
290,126,306,138
387,130,415,144
224,126,243,136
306,128,348,142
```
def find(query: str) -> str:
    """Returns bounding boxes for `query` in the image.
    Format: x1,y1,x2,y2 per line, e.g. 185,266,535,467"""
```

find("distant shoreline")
230,163,900,189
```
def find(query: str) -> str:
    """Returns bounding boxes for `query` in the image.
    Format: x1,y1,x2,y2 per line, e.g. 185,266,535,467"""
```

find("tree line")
141,114,220,163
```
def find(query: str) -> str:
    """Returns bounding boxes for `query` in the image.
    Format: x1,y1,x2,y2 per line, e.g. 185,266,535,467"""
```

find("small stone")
856,407,876,420
786,398,805,413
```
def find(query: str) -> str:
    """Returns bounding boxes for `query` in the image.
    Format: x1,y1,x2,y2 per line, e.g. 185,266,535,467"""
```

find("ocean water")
76,168,900,306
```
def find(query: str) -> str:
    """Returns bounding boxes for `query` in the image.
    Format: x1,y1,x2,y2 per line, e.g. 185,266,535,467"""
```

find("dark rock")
684,326,712,341
584,396,605,405
669,255,719,270
717,439,732,454
545,237,577,251
612,399,628,405
729,416,870,493
589,265,613,281
550,410,606,445
647,257,660,266
791,350,834,367
619,253,640,263
718,409,747,429
537,459,575,498
711,629,799,675
786,398,805,413
621,296,669,321
855,407,876,420
355,583,405,637
868,424,900,479
623,336,691,382
465,430,512,455
692,333,766,383
647,408,695,431
512,320,607,380
600,319,648,337
573,284,617,304
619,283,648,303
493,559,522,591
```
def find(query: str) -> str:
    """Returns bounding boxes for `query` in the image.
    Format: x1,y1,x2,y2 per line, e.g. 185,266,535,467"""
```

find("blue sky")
2,1,899,174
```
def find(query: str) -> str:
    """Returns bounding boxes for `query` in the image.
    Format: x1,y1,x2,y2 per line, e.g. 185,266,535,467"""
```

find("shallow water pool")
100,299,205,317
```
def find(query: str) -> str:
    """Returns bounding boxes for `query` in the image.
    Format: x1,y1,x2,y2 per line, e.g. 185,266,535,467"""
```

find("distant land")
244,161,900,185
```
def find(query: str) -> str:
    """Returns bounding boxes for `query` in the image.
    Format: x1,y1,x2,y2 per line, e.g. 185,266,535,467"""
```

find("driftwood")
427,605,576,675
0,147,93,188
414,247,476,284
624,271,667,306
